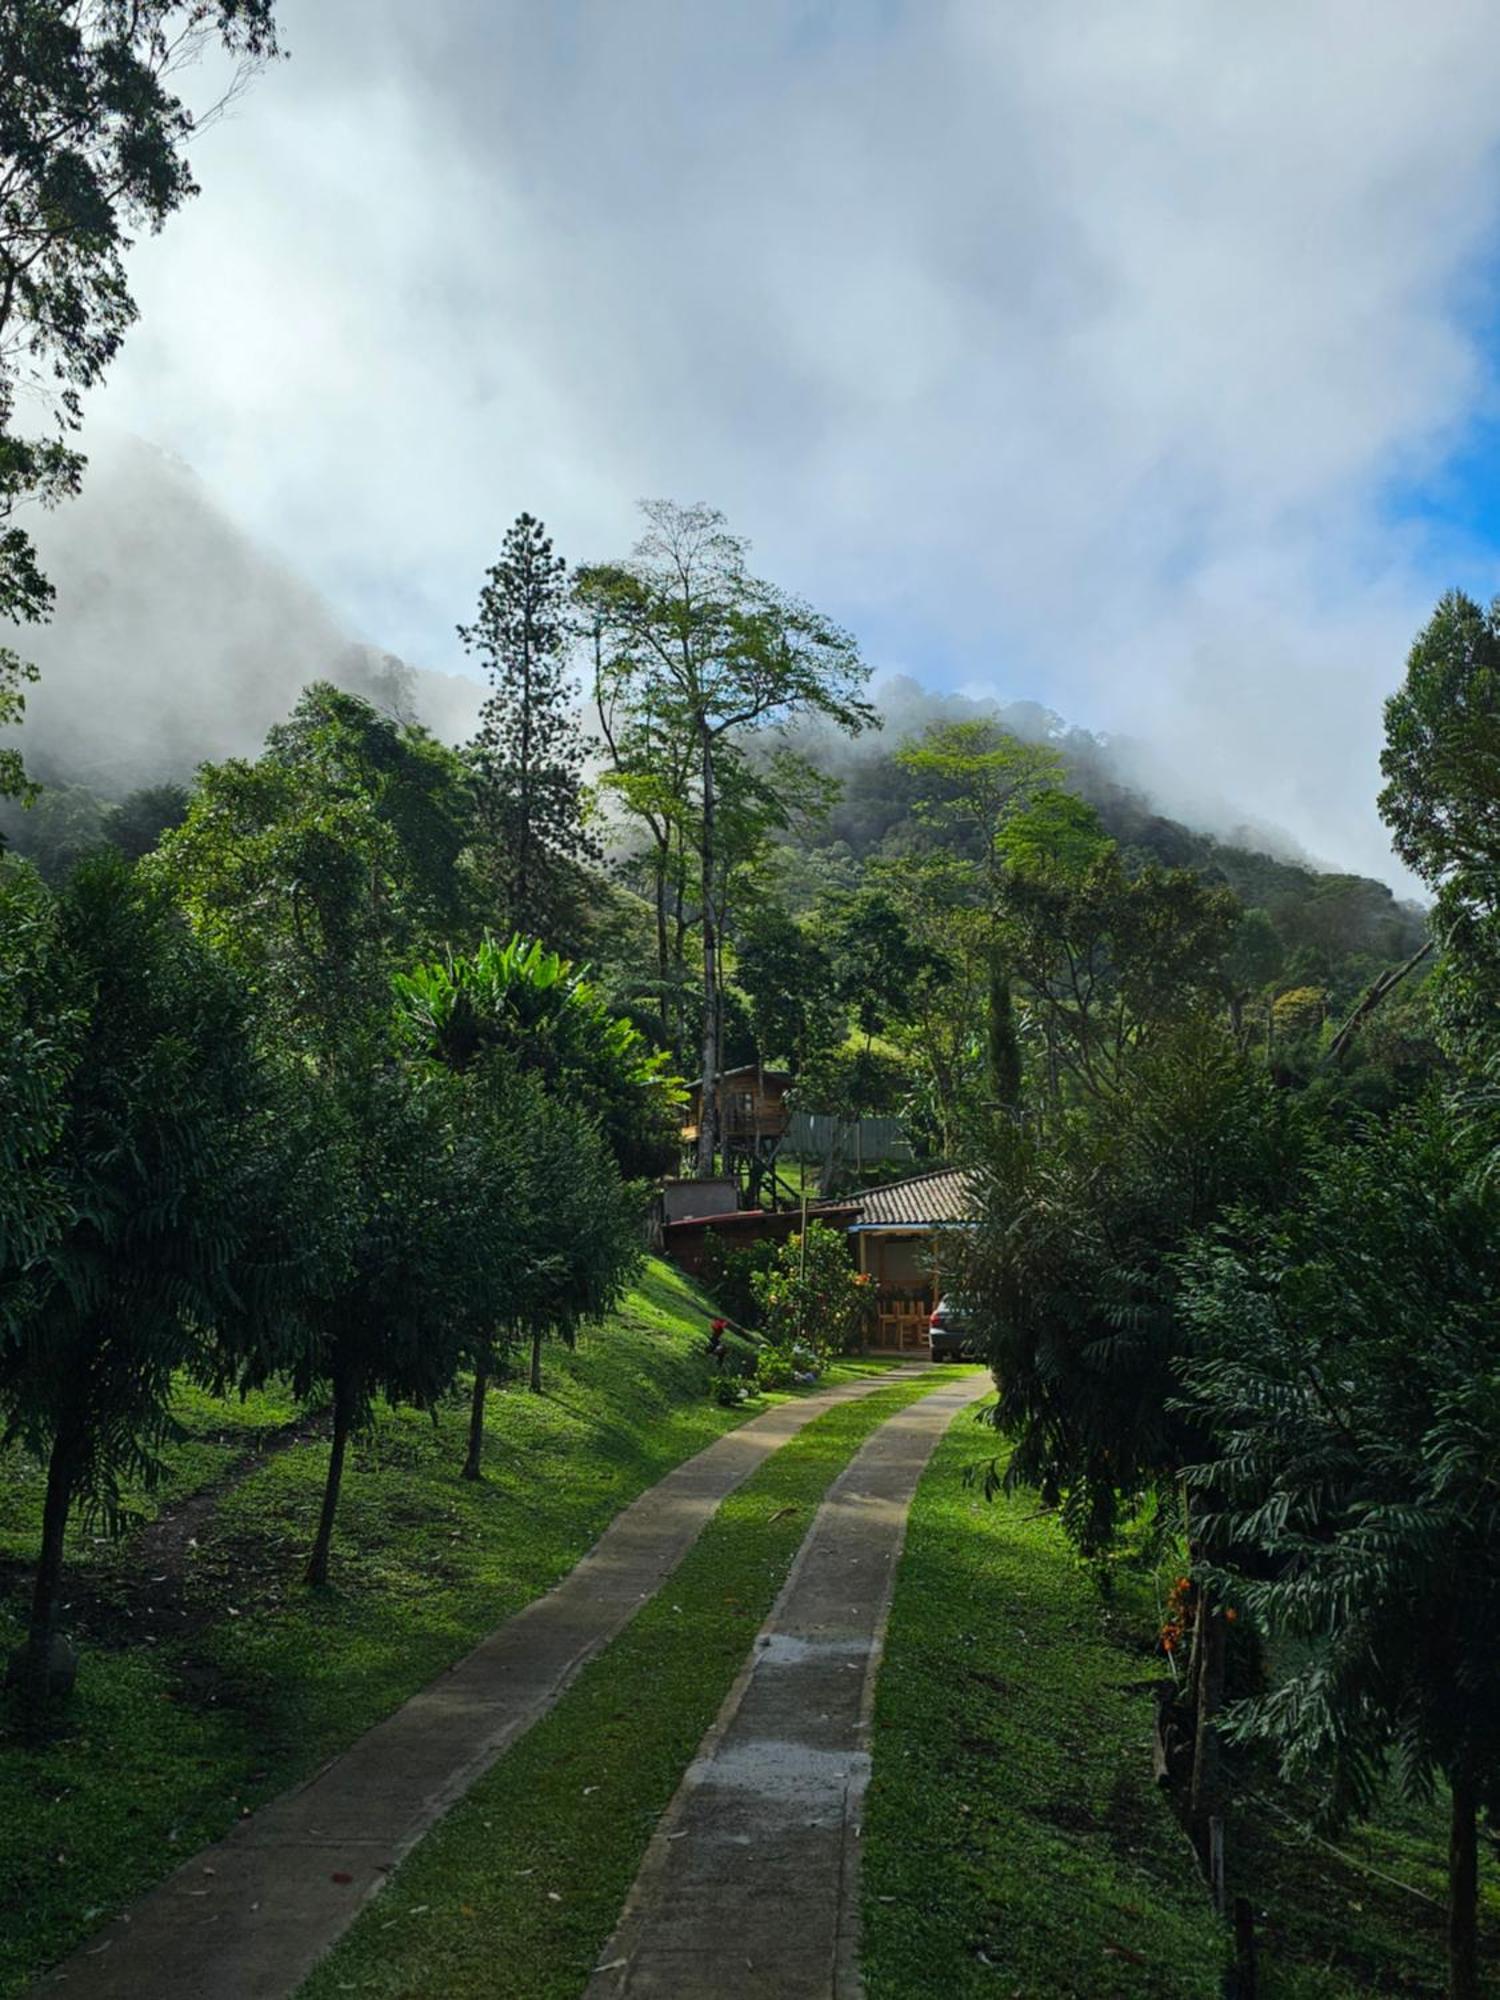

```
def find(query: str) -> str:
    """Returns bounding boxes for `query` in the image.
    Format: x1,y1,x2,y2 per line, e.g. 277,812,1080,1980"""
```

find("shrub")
697,1234,780,1329
750,1222,867,1365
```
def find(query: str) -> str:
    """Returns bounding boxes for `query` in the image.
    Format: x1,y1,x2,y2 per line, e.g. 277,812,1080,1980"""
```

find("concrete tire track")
34,1366,938,2000
585,1369,992,2000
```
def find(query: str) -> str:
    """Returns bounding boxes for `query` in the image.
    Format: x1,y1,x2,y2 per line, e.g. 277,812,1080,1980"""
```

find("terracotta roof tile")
851,1167,976,1227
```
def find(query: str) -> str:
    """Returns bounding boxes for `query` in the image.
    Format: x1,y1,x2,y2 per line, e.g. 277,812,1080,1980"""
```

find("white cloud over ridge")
89,0,1500,883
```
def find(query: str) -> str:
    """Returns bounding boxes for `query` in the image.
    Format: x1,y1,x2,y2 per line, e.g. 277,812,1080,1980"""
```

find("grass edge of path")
859,1394,1226,2000
0,1260,905,1998
298,1367,980,2000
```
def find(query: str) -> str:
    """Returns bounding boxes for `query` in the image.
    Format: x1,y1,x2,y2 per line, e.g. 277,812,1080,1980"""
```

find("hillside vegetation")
0,1260,764,1997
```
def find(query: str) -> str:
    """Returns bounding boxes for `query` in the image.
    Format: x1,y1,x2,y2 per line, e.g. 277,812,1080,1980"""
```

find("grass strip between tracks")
300,1368,972,2000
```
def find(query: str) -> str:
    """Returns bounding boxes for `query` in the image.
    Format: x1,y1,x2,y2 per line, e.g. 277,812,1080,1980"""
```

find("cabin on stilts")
680,1064,796,1204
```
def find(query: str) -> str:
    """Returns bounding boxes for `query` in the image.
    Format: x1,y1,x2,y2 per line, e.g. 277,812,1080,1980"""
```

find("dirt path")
584,1370,991,2000
34,1367,931,2000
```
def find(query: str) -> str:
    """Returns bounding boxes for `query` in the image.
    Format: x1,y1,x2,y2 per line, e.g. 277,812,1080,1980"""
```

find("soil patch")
1,1413,324,1661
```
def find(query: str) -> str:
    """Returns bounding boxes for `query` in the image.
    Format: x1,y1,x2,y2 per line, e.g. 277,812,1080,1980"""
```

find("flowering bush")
750,1222,869,1367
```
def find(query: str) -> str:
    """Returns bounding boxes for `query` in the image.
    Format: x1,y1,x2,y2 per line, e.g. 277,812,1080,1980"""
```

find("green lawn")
861,1398,1226,2000
0,1258,891,1998
300,1367,972,2000
860,1399,1500,1999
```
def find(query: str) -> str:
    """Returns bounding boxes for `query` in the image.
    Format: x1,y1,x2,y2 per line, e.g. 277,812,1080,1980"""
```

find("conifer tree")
460,514,596,938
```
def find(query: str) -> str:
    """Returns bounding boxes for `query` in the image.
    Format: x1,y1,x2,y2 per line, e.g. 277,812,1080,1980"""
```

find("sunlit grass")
0,1257,898,1997
300,1369,971,2000
861,1398,1225,1999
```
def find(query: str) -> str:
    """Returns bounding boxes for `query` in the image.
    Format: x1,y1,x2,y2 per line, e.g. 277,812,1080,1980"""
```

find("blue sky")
84,0,1500,883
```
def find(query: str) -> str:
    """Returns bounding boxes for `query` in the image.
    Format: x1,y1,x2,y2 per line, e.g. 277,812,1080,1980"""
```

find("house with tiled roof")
846,1167,977,1354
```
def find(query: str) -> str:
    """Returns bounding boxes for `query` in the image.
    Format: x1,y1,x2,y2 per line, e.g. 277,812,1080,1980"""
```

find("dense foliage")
749,1221,872,1379
0,856,323,1690
1179,1107,1500,1976
950,585,1500,1995
964,1023,1296,1555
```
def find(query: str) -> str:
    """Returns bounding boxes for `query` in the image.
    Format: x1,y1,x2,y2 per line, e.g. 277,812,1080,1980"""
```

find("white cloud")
87,0,1500,883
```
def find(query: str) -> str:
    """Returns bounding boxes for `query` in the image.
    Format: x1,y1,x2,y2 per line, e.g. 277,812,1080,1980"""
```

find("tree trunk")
696,722,719,1178
25,1426,78,1703
529,1326,544,1394
462,1359,489,1481
305,1376,354,1588
1190,1600,1227,1907
1449,1764,1479,2000
654,846,671,1043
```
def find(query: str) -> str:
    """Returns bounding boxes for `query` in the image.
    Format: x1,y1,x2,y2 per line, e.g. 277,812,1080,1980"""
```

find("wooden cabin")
847,1167,977,1353
680,1064,793,1149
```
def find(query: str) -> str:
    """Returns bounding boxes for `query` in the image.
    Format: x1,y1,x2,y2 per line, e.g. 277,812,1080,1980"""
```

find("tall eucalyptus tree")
577,502,871,1174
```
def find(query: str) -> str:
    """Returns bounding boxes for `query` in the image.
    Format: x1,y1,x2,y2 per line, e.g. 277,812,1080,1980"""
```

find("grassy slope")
0,1259,866,1998
300,1368,972,2000
1231,1762,1500,1997
861,1402,1500,1999
861,1398,1225,2000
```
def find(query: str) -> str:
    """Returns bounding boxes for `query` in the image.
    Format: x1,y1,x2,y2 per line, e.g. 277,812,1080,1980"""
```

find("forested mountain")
774,684,1426,1007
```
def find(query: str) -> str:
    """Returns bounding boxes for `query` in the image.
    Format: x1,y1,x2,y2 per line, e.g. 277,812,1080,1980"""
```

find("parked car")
928,1296,978,1362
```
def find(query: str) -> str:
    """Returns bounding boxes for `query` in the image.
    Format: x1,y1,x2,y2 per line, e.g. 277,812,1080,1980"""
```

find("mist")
3,435,1413,895
69,0,1500,892
5,433,480,798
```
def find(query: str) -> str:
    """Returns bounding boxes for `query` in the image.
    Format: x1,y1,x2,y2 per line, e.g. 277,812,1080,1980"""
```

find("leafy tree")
292,1055,474,1588
994,786,1111,883
824,886,930,1043
439,1065,536,1477
896,719,1062,901
1221,906,1282,1040
0,1,281,797
1380,589,1500,1046
392,932,684,1178
986,953,1022,1116
577,501,871,1173
0,860,78,1343
155,683,472,1049
713,746,836,990
505,1077,642,1397
0,780,110,880
871,855,989,1153
103,782,190,861
459,513,597,940
1178,1104,1500,1999
999,849,1240,1103
592,655,698,1048
794,1037,910,1133
0,854,319,1698
395,980,643,1470
867,754,1078,1145
732,901,839,1070
961,1021,1296,1559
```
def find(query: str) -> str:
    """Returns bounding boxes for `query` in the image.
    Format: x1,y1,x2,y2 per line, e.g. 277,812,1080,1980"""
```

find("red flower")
711,1318,727,1333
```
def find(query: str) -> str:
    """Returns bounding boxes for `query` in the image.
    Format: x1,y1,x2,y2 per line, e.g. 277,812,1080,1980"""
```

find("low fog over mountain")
5,434,481,797
3,435,1374,891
